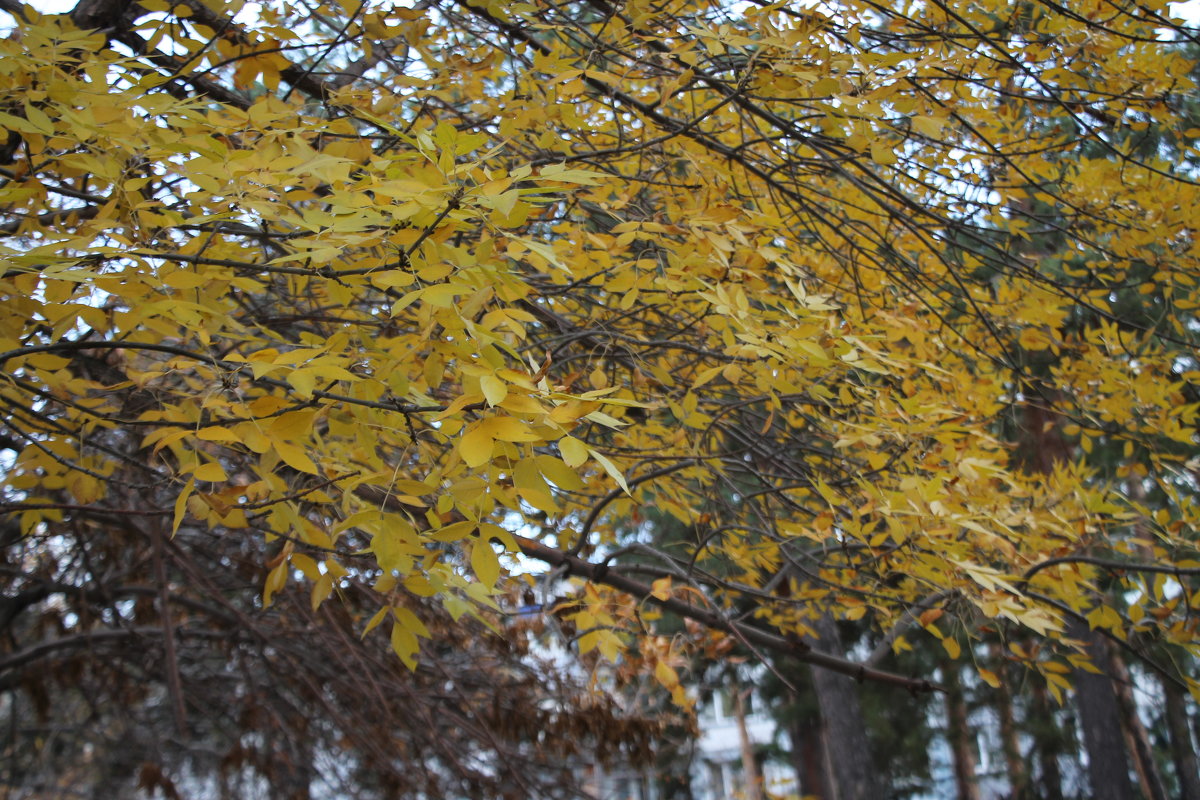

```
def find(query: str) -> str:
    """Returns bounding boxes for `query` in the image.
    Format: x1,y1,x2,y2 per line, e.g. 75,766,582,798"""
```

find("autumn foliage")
1,0,1199,714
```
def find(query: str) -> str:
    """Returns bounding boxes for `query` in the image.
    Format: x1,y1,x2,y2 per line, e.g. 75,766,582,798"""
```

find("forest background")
1,0,1200,797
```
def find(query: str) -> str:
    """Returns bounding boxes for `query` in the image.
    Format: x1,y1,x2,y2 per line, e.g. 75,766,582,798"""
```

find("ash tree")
1,0,1200,794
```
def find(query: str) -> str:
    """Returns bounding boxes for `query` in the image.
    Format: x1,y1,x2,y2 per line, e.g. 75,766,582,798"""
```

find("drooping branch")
514,534,941,693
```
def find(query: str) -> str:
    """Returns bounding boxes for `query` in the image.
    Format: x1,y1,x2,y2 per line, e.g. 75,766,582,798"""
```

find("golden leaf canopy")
1,0,1198,695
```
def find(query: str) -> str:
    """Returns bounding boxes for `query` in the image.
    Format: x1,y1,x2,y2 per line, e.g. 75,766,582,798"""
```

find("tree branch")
514,533,942,693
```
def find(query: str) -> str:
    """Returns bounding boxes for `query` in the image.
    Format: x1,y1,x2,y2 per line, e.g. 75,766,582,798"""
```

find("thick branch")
514,534,941,693
1022,555,1200,584
0,625,228,678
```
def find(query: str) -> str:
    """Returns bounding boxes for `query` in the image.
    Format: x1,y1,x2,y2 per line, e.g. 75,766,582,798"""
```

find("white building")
694,686,797,800
593,682,798,800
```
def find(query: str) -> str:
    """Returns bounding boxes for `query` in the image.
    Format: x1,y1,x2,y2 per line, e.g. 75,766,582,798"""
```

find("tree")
1,0,1199,778
0,478,668,798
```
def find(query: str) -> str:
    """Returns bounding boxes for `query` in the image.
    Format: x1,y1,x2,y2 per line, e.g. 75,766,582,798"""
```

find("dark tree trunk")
1164,676,1200,800
809,615,883,800
1022,391,1136,800
70,0,141,32
1108,652,1166,800
1069,622,1135,800
789,711,830,800
943,660,981,800
1031,680,1065,800
991,644,1028,798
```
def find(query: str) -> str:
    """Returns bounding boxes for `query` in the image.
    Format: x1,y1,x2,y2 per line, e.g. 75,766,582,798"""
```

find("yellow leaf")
286,367,318,397
391,605,431,639
478,523,518,553
499,393,546,415
559,436,588,467
162,269,208,290
373,518,417,573
588,448,629,494
472,539,501,588
911,115,944,137
942,637,961,659
459,422,494,468
483,415,540,442
274,440,319,474
870,142,897,165
196,426,238,442
193,462,227,482
514,458,558,512
537,454,585,491
262,559,288,608
172,477,194,536
654,660,679,689
311,573,334,610
549,401,589,425
690,364,724,389
292,553,320,580
390,620,419,670
270,409,317,440
430,520,476,542
239,426,271,453
480,373,508,406
978,668,1001,689
362,606,389,637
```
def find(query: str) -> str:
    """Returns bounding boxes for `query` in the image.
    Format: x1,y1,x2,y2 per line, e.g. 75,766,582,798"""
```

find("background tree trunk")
943,660,981,800
789,712,830,799
1023,394,1136,800
1108,652,1166,800
733,679,763,800
1031,681,1065,800
810,616,883,800
1164,676,1200,800
1069,622,1135,800
991,644,1028,798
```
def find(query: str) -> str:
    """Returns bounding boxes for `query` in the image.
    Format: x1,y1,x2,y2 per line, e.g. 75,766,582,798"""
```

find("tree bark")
1110,480,1169,800
733,679,763,800
789,711,830,800
1022,392,1135,800
809,615,883,800
991,643,1028,798
1069,621,1135,800
1031,680,1065,800
70,0,141,31
1163,675,1200,800
1108,651,1167,800
943,660,982,800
